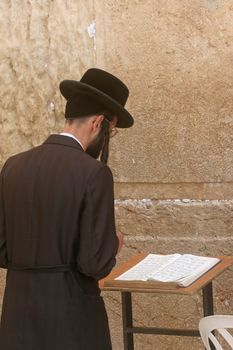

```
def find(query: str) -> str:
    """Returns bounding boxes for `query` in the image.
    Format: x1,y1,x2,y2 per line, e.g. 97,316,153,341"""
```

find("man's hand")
116,231,124,254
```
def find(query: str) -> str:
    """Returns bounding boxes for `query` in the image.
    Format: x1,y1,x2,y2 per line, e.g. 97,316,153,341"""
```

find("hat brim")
60,80,134,128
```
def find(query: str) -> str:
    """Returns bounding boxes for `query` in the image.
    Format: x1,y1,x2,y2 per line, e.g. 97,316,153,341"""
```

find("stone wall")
1,1,233,349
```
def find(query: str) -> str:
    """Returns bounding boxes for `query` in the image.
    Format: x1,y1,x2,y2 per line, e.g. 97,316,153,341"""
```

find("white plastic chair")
199,315,233,349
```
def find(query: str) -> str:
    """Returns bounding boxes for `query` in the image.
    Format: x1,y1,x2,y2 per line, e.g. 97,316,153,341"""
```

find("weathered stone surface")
103,0,233,183
115,199,233,241
1,1,233,184
0,0,96,164
115,182,233,200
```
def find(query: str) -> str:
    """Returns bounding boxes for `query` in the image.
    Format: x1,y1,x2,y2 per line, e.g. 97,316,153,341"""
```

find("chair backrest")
199,315,233,350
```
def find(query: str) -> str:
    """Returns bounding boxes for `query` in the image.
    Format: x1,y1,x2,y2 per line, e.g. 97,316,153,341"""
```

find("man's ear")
92,114,104,131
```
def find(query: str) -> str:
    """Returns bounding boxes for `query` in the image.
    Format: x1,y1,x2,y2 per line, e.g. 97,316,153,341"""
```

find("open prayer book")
114,254,221,288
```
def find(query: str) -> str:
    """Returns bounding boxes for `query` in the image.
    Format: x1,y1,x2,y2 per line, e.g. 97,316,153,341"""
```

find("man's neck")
60,132,84,150
62,125,89,151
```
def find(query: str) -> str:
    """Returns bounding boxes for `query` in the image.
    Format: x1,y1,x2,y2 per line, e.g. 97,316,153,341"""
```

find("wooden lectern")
100,253,233,350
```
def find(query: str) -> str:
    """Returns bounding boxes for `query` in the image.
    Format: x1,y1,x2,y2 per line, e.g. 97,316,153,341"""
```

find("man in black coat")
0,68,134,350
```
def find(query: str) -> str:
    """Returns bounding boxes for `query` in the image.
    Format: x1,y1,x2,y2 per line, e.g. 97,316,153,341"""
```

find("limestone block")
0,0,96,165
115,199,233,243
114,182,233,201
98,0,233,183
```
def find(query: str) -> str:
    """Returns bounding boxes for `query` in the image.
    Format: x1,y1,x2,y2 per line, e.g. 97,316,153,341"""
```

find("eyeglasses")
109,127,118,138
103,118,118,138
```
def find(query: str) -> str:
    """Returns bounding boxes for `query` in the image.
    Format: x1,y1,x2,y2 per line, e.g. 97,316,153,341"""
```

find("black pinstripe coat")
0,134,118,350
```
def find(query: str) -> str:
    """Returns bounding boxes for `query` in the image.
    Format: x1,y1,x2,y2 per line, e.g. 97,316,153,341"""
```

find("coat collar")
44,134,84,152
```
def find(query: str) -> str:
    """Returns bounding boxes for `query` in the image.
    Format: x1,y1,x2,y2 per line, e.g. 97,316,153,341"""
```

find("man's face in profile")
85,123,107,159
86,116,118,160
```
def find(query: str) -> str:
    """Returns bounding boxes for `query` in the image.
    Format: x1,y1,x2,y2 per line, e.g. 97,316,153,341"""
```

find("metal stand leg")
119,283,214,349
202,282,214,316
122,292,134,350
202,282,214,350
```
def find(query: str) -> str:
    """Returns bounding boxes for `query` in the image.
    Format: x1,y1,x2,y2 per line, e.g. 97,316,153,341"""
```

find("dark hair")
100,111,114,164
85,110,114,164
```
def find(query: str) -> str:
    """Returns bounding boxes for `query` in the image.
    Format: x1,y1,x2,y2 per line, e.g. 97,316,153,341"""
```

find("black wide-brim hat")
59,68,134,128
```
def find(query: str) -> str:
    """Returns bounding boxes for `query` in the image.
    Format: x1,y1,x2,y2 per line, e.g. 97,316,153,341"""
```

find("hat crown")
59,68,134,128
80,68,129,107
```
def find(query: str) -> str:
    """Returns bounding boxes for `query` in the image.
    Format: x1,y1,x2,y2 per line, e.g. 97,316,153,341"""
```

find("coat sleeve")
77,165,119,280
0,165,7,268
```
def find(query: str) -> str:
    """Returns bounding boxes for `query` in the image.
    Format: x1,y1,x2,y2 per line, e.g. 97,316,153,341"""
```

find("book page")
116,254,181,281
147,254,220,286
